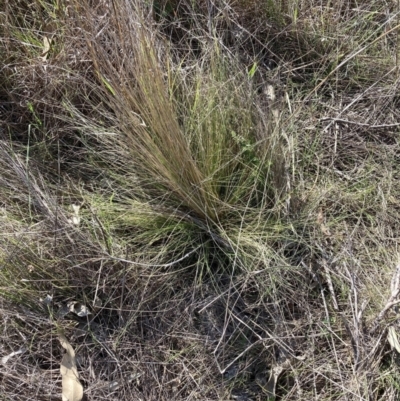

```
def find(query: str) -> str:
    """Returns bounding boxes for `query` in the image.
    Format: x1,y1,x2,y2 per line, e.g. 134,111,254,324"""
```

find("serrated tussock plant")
67,0,287,269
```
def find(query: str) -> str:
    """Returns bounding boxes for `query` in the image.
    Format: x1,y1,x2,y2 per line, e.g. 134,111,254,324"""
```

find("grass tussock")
1,0,400,400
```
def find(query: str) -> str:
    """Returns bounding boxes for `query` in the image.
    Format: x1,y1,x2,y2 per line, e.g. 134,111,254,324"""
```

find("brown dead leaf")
59,334,83,401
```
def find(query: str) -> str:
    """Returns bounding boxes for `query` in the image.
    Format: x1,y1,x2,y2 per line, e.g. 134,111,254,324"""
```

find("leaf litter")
59,333,84,401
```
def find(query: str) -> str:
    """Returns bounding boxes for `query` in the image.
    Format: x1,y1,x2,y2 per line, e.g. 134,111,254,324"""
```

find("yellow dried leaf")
59,334,83,401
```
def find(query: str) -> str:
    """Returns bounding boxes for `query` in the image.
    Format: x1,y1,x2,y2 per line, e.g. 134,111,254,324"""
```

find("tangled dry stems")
1,0,400,400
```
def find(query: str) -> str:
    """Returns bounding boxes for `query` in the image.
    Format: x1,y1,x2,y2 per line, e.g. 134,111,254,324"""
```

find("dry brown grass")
1,0,400,400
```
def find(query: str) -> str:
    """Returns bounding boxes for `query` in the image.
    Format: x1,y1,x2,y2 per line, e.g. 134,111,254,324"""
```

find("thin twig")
106,245,202,268
321,117,400,129
371,262,400,334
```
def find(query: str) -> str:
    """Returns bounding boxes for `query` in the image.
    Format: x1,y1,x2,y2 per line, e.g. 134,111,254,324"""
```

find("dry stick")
324,254,369,372
320,118,400,129
107,245,202,268
343,262,363,372
318,259,346,387
322,259,339,311
215,340,263,375
118,251,128,327
371,262,400,334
